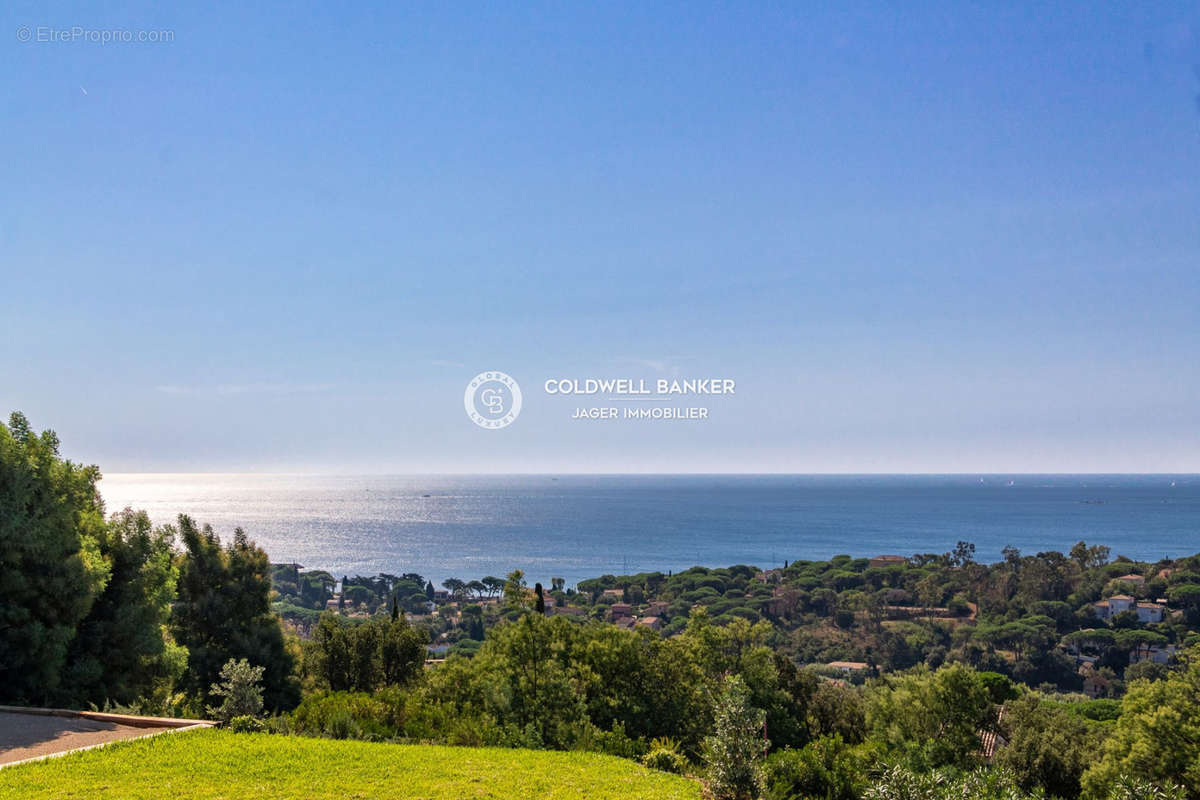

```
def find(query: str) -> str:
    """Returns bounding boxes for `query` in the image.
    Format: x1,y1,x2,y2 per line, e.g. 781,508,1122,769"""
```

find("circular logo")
464,371,522,429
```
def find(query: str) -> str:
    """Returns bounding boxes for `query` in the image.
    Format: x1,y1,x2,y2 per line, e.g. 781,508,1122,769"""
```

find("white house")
1135,602,1166,624
1092,595,1135,620
1129,643,1176,664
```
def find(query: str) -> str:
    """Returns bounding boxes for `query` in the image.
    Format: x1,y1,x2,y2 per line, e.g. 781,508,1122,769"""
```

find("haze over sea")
99,474,1200,587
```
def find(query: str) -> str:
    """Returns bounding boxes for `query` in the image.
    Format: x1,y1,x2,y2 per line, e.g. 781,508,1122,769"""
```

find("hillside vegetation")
0,730,702,800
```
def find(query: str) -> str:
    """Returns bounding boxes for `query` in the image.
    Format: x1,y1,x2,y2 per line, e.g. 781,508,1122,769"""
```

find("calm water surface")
99,474,1200,586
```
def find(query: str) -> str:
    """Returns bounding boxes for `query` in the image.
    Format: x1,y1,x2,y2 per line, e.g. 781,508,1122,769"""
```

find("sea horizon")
99,473,1200,588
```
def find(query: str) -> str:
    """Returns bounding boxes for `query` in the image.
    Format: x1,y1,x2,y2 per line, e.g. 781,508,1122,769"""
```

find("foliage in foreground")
704,674,768,799
0,729,702,800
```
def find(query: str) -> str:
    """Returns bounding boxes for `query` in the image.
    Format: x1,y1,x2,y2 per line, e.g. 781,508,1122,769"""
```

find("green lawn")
0,729,702,800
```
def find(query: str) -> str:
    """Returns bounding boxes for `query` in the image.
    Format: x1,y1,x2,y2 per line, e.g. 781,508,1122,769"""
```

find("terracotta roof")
979,707,1007,762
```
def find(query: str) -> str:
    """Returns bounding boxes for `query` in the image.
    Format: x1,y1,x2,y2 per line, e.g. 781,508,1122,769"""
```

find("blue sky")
2,2,1198,472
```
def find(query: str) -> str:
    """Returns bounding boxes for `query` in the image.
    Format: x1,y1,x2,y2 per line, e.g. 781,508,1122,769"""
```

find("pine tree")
171,517,298,711
0,412,110,705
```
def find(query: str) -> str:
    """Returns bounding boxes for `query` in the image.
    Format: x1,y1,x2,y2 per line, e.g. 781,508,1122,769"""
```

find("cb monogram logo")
464,371,522,429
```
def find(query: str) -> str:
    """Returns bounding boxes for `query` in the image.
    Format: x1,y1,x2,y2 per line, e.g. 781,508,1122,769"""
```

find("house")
614,617,637,630
1092,595,1135,620
609,602,633,620
645,601,669,617
550,605,587,617
635,616,662,631
1129,643,1177,665
325,597,341,611
1135,602,1166,624
754,569,783,584
1079,663,1115,699
1116,574,1146,586
869,555,907,569
827,661,868,673
601,588,625,600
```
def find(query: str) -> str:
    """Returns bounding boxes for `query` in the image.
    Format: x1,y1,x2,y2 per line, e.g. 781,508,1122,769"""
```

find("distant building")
601,588,625,600
1116,574,1146,586
1092,595,1135,620
549,605,587,617
609,603,633,620
1079,663,1115,698
1129,643,1176,664
827,661,868,673
645,600,669,617
1135,602,1167,624
754,569,783,584
978,707,1007,763
869,555,907,569
635,616,662,631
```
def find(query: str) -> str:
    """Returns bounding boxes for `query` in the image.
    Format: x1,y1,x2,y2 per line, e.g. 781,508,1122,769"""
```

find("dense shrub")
763,735,860,800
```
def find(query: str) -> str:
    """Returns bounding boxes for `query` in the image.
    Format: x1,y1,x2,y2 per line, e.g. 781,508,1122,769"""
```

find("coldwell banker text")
544,377,735,422
544,378,735,395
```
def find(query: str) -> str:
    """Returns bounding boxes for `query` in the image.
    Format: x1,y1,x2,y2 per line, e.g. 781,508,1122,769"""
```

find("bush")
763,735,859,800
642,738,690,775
864,765,1042,800
208,659,265,724
228,715,265,733
289,689,406,740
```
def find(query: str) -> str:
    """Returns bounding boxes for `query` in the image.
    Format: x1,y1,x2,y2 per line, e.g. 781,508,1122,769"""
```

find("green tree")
481,575,505,598
170,516,298,710
0,412,110,704
305,613,426,692
490,612,582,746
379,616,427,686
866,663,996,771
1082,650,1200,797
994,694,1101,799
504,569,529,611
704,674,768,800
63,509,186,708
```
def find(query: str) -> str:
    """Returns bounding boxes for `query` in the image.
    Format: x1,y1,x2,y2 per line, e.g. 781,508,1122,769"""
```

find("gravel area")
0,711,170,765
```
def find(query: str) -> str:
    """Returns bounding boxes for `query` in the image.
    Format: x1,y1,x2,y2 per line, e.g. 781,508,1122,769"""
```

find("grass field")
0,729,702,800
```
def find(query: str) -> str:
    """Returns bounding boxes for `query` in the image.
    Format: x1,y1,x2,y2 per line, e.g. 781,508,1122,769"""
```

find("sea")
98,474,1200,588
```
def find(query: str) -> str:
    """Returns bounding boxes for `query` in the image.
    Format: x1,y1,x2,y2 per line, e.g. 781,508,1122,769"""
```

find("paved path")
0,710,201,766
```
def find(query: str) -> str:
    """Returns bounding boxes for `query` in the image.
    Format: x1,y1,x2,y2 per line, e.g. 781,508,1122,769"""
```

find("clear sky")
2,2,1198,473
